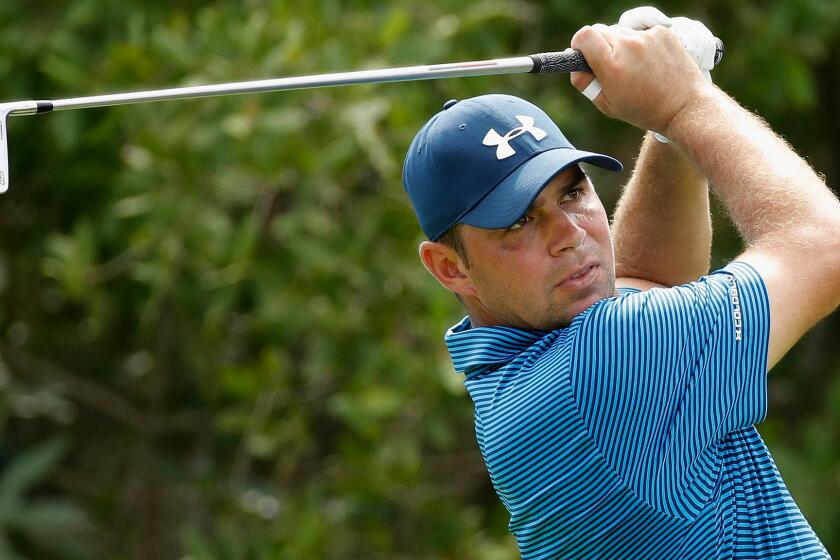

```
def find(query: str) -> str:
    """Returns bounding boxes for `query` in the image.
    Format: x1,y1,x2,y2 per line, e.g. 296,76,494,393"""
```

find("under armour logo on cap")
482,115,547,160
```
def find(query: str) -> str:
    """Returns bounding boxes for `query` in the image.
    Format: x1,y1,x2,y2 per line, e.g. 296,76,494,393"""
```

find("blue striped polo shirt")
445,262,829,559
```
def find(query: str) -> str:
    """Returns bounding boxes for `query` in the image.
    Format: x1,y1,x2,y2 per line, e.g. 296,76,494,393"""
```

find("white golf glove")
582,6,719,143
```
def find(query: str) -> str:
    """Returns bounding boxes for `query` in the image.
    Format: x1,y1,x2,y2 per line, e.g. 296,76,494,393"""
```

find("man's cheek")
590,207,610,229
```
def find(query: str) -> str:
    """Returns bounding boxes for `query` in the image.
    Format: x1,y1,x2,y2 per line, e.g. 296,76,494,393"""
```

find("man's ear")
418,241,477,298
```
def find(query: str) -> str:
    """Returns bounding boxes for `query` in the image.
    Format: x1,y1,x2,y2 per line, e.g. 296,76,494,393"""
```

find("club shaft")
10,56,544,116
0,49,594,193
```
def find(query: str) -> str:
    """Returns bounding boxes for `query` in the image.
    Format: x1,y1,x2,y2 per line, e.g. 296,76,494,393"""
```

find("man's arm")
571,24,840,370
666,85,840,368
610,133,711,287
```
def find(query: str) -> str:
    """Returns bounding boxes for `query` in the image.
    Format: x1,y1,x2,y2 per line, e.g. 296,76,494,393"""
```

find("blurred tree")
0,0,837,558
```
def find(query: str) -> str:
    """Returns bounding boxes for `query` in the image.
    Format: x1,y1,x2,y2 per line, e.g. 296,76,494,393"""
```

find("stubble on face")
459,168,617,331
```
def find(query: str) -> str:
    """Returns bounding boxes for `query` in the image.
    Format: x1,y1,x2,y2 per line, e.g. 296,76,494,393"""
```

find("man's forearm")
666,85,840,250
667,83,840,366
611,132,711,285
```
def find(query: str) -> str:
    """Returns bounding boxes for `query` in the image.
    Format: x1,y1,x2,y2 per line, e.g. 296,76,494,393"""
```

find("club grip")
529,50,591,73
531,37,724,74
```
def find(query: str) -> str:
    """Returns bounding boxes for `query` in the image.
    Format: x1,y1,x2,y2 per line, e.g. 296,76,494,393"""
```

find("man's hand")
569,24,708,134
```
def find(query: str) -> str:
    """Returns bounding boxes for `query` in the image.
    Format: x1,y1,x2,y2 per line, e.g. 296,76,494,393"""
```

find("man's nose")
545,208,587,256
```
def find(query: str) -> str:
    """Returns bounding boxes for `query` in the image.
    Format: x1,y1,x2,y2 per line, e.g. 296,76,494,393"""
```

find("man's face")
459,165,616,330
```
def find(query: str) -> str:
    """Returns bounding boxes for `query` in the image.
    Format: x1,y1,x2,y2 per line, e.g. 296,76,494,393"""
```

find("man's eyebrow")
529,167,587,210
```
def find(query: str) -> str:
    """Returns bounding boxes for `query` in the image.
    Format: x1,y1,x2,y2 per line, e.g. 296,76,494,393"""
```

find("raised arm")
609,133,711,287
666,85,840,368
571,24,840,370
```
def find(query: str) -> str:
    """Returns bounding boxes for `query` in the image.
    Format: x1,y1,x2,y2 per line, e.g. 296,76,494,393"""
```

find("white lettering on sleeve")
726,274,743,342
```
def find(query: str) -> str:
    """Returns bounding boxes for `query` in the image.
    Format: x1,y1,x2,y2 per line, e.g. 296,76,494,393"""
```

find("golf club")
0,42,723,194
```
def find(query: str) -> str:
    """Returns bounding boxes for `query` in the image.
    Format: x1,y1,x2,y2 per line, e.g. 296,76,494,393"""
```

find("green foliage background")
0,0,838,558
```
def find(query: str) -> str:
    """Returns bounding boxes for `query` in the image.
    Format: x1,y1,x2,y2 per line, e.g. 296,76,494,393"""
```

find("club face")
0,107,10,193
0,101,43,193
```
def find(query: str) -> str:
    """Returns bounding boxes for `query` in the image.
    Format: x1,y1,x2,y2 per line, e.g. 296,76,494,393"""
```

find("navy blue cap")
402,94,623,241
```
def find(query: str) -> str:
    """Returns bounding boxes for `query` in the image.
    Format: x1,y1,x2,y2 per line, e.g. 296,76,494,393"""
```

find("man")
402,16,840,560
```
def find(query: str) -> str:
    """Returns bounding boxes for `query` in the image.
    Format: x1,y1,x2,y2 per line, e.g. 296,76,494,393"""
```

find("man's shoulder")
577,261,769,328
463,328,573,404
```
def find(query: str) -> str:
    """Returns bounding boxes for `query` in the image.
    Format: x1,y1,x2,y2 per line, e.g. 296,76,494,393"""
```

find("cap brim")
458,148,622,230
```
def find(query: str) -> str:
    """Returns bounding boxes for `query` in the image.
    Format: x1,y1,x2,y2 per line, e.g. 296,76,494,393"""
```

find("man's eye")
563,187,584,202
508,215,532,231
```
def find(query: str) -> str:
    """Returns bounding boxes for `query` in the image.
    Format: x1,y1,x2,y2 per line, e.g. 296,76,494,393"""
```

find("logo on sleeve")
482,115,547,160
726,274,743,342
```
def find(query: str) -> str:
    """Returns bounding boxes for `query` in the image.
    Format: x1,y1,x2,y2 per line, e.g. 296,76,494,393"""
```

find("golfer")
402,19,840,560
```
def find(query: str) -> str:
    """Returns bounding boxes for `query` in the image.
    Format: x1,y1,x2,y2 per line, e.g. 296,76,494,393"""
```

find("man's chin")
546,285,614,329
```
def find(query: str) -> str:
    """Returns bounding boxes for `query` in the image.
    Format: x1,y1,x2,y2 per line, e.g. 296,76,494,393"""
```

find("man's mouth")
557,263,599,289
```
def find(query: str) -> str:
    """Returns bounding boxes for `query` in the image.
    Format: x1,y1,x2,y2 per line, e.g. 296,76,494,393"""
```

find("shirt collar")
444,316,548,374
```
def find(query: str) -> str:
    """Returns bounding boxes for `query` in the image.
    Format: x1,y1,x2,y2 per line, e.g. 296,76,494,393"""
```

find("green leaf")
0,439,66,507
0,533,24,560
12,499,92,542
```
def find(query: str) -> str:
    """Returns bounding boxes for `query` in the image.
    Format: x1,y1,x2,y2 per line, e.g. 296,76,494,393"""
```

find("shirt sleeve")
568,261,770,518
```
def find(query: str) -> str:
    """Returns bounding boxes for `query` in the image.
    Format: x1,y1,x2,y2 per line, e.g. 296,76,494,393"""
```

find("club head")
0,105,12,193
0,101,42,194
